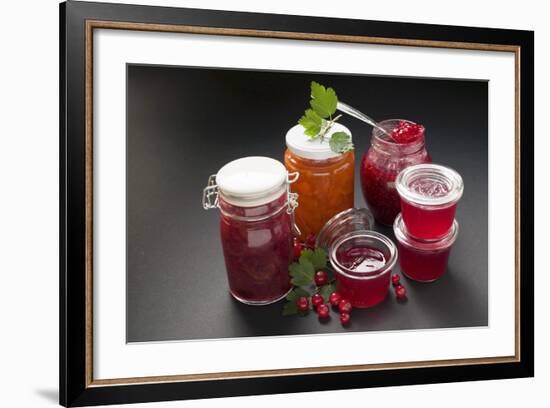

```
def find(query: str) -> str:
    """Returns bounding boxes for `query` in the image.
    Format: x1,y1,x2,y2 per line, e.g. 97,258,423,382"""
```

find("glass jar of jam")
396,163,464,240
393,213,459,282
203,157,299,305
360,119,431,225
284,123,354,240
330,230,397,308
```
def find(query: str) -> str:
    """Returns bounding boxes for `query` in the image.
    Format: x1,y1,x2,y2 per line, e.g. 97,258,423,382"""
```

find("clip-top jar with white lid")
203,156,299,305
284,123,355,240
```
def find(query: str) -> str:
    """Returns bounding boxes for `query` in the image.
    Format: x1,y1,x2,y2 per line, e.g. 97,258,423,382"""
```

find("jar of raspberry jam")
284,123,355,240
330,230,397,308
393,213,459,282
203,157,299,305
360,119,431,225
396,163,464,240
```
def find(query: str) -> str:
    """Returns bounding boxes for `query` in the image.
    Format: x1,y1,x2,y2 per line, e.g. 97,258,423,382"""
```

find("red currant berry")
305,233,317,249
314,270,329,286
317,303,330,319
329,292,342,306
340,312,351,326
338,299,352,314
311,293,324,309
293,238,303,259
391,274,401,287
296,296,309,311
395,285,407,300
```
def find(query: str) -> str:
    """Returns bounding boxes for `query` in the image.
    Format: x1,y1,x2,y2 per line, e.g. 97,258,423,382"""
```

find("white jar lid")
216,156,287,207
286,123,352,160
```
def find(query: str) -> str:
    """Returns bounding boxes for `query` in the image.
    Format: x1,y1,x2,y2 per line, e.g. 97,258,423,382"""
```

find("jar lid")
286,123,352,160
393,213,459,251
395,163,464,207
316,208,374,251
216,156,287,207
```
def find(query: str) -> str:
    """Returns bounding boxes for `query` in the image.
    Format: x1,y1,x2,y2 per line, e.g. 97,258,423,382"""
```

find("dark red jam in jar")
396,164,464,240
393,213,459,282
203,157,298,305
330,231,397,308
360,119,431,225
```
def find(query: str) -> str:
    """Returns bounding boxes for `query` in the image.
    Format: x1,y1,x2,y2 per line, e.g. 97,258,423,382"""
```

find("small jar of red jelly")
395,163,463,240
393,213,459,282
203,157,299,305
329,231,397,308
360,119,431,225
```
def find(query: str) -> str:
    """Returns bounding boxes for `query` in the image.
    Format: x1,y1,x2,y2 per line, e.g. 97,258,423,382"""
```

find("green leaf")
300,248,327,270
282,301,298,316
286,286,311,302
319,282,337,303
329,131,354,153
289,258,315,287
298,109,323,137
310,81,338,119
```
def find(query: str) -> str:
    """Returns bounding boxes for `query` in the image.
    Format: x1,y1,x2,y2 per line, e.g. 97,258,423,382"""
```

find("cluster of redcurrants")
293,236,352,325
391,273,407,300
293,233,316,259
295,284,352,326
292,233,409,325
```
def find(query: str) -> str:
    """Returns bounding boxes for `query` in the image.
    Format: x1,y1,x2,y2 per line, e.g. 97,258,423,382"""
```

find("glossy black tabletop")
126,64,488,342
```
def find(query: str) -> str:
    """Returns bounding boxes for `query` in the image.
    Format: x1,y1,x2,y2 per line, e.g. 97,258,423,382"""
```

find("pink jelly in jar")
203,157,298,305
395,164,463,240
393,213,459,282
330,231,397,308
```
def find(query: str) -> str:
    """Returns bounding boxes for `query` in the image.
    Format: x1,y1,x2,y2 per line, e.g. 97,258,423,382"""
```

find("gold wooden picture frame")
60,1,533,406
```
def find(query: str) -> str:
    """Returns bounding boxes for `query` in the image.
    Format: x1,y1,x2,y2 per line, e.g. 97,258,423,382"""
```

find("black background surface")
126,64,488,342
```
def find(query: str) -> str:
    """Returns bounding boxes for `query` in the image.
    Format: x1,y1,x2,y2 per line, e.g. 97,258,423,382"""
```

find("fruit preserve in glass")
360,119,431,225
396,163,464,240
393,213,459,282
284,123,354,240
330,231,397,308
203,157,298,305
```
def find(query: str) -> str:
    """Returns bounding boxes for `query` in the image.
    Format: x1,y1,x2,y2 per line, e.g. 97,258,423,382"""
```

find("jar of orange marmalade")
284,123,354,240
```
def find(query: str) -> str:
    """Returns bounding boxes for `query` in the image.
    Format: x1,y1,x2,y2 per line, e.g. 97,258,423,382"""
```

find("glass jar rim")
371,119,426,156
329,230,398,280
395,163,464,207
393,213,459,250
372,119,425,144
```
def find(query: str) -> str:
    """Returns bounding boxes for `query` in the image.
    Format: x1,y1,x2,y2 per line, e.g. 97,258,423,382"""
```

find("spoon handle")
336,101,389,135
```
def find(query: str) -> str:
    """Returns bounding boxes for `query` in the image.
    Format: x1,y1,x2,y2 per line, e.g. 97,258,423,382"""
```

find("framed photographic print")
59,0,534,406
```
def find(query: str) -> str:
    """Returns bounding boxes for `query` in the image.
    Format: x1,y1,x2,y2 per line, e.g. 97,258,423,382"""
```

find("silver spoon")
337,101,390,136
